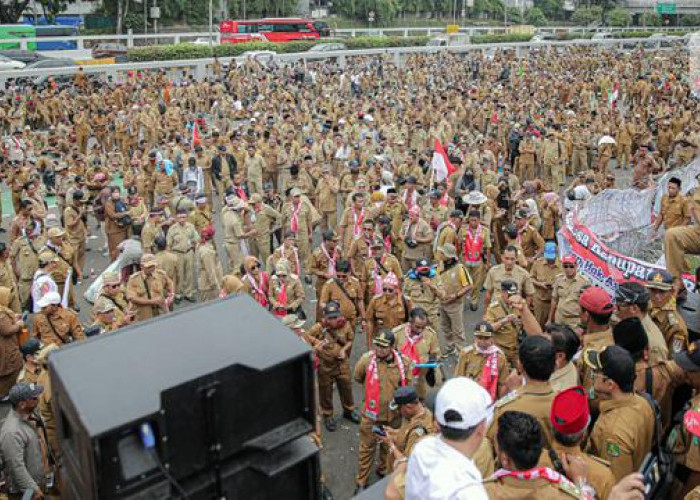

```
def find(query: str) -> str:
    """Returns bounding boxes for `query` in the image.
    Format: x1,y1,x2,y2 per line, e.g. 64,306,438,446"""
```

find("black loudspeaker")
50,295,319,500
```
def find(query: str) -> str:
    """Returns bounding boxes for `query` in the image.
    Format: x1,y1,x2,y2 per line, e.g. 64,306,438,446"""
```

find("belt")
173,249,193,254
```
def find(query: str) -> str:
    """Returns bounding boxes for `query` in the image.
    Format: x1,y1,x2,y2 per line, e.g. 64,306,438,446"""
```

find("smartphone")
371,425,386,437
638,452,659,499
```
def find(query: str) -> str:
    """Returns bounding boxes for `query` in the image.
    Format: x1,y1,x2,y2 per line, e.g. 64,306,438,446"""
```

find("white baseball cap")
435,377,492,430
37,291,61,309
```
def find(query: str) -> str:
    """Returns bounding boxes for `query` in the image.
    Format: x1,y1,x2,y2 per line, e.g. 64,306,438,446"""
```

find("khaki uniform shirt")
488,381,556,447
484,474,582,499
530,259,562,302
354,351,413,422
402,277,440,317
32,308,84,346
92,291,130,326
63,206,87,244
394,407,435,459
306,322,354,369
549,361,579,393
222,208,245,244
269,275,305,312
197,242,223,291
484,264,535,300
642,313,669,364
166,222,199,253
315,177,339,213
319,277,361,322
400,219,433,260
518,225,545,260
141,220,164,254
660,194,689,229
484,299,520,355
651,299,688,354
126,269,173,322
633,359,685,429
538,443,615,500
578,329,614,404
589,394,655,481
363,255,402,299
40,243,74,285
454,345,510,388
366,294,410,333
552,274,590,327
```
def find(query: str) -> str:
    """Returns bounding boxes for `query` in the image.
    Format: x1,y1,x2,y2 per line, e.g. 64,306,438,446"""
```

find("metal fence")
4,24,698,51
0,37,682,85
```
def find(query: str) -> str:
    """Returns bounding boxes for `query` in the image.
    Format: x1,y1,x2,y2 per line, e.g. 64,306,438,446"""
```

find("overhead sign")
656,3,676,14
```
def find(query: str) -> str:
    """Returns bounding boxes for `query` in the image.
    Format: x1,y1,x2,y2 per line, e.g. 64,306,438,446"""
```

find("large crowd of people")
0,41,698,499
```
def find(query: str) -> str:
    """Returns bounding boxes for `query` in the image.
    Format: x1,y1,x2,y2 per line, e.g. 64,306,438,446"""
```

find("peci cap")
550,386,590,435
612,317,648,359
8,383,43,406
47,227,65,238
646,270,674,291
562,255,577,265
615,282,650,306
579,287,615,315
584,345,635,389
37,291,61,309
389,386,419,411
373,329,396,348
20,338,42,358
675,340,700,372
323,300,342,318
473,321,494,338
322,230,340,242
435,377,492,430
544,241,557,260
439,244,457,260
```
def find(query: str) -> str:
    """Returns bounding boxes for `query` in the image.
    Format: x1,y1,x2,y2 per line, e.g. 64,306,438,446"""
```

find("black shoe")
343,409,361,424
469,302,478,311
0,228,6,233
324,417,337,432
73,305,80,313
353,484,367,495
184,296,196,303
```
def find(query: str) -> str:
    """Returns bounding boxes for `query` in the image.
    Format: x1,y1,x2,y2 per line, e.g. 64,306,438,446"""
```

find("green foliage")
534,0,562,21
571,6,602,26
472,0,504,19
471,33,532,44
641,12,662,27
505,7,522,24
606,7,630,27
38,0,75,23
679,15,700,27
334,0,400,23
123,11,145,31
525,7,547,26
127,36,430,62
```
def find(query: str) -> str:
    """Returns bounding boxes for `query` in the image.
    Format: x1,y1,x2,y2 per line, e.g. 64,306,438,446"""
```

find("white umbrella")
598,135,616,146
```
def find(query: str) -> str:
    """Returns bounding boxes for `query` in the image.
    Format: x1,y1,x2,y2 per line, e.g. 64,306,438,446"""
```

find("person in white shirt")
405,377,491,500
31,253,60,313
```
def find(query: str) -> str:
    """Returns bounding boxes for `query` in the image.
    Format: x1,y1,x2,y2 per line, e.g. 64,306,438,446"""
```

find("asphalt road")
11,163,633,500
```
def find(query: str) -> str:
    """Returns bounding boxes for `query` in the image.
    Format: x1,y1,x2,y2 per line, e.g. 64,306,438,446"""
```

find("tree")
571,6,602,26
525,7,547,26
0,0,32,23
506,6,521,23
607,7,630,27
38,0,75,23
534,0,562,21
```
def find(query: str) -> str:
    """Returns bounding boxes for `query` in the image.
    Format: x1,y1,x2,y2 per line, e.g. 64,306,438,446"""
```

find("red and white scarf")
363,350,407,421
321,243,338,277
290,202,302,234
273,279,287,317
371,255,387,297
491,467,592,500
235,186,248,202
399,326,423,377
477,344,501,401
352,207,365,239
244,271,269,308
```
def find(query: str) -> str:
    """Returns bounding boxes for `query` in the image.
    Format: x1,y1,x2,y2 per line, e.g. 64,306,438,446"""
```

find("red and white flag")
192,122,201,149
432,139,456,182
608,81,620,110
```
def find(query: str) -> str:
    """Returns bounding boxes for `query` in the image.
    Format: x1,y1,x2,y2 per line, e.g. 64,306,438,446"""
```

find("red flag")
490,110,498,124
192,122,201,149
432,139,456,182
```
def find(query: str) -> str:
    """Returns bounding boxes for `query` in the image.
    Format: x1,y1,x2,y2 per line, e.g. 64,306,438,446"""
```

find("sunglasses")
382,288,395,293
563,264,576,269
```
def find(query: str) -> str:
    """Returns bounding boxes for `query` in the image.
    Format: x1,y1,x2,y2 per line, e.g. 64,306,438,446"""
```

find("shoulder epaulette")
495,390,519,408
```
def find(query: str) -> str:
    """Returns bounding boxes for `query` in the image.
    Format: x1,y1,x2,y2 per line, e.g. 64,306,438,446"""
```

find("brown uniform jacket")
306,322,354,368
488,381,556,448
0,305,21,377
197,242,223,291
484,474,581,499
633,359,686,430
484,264,535,300
126,269,173,322
578,329,614,404
539,443,615,500
589,393,655,481
32,308,84,346
660,194,689,229
393,407,435,459
354,351,413,422
552,274,589,326
269,275,305,312
454,345,510,391
530,259,562,302
650,300,688,354
320,277,361,322
366,294,411,334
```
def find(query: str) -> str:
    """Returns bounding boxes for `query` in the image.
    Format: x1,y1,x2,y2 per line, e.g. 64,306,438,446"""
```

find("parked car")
237,50,278,68
591,32,615,40
91,43,128,59
24,58,76,70
0,55,25,71
307,43,347,52
192,37,219,46
0,50,46,64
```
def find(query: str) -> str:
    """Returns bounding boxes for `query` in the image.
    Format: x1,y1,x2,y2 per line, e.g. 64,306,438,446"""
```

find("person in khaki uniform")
485,411,587,500
62,190,87,283
306,301,361,432
154,236,179,294
308,230,342,318
549,255,590,329
652,177,689,235
538,386,616,500
647,269,688,354
393,308,441,400
363,238,402,305
436,244,471,353
484,281,523,366
487,335,557,449
126,253,174,323
514,209,545,267
402,258,443,328
248,193,281,266
366,273,411,345
319,260,364,326
92,271,134,328
529,242,562,328
378,386,434,474
315,165,339,232
9,229,44,311
166,209,199,302
244,144,266,195
353,330,412,493
141,209,165,255
399,206,434,273
282,188,313,264
585,345,655,482
484,245,535,307
665,180,700,294
190,196,214,236
454,322,510,401
196,226,223,303
31,291,84,346
268,259,305,319
0,244,21,314
614,282,668,364
221,196,252,275
347,219,375,283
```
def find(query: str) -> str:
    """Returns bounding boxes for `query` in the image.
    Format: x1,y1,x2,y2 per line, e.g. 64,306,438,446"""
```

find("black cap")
429,190,440,200
615,282,650,306
389,386,419,410
373,329,396,347
72,190,84,201
20,338,41,357
336,260,351,273
514,209,528,219
501,280,518,294
612,317,648,359
675,340,700,372
415,258,431,269
473,321,494,337
646,270,674,291
584,345,635,389
323,300,342,318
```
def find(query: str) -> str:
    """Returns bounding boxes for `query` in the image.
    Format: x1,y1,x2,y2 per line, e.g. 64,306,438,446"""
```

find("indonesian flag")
192,122,201,149
432,139,456,182
608,81,620,110
490,110,498,124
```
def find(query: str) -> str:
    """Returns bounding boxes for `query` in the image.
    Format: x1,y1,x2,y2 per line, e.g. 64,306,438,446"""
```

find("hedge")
617,30,687,38
471,33,533,44
127,36,430,62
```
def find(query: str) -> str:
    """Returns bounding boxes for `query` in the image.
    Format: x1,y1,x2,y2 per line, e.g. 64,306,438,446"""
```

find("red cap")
579,287,615,315
550,386,589,435
201,224,215,241
562,255,576,265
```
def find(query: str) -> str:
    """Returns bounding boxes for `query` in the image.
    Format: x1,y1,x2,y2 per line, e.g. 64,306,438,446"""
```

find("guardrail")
7,25,699,51
0,37,674,86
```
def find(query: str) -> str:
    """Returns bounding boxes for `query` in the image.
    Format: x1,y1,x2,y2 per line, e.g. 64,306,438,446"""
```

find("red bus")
219,18,330,44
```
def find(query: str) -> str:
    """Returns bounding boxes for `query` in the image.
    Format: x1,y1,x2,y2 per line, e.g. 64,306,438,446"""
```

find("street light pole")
209,0,213,50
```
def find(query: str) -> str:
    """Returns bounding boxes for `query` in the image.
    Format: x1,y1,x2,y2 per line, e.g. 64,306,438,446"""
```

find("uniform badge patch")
606,442,620,457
